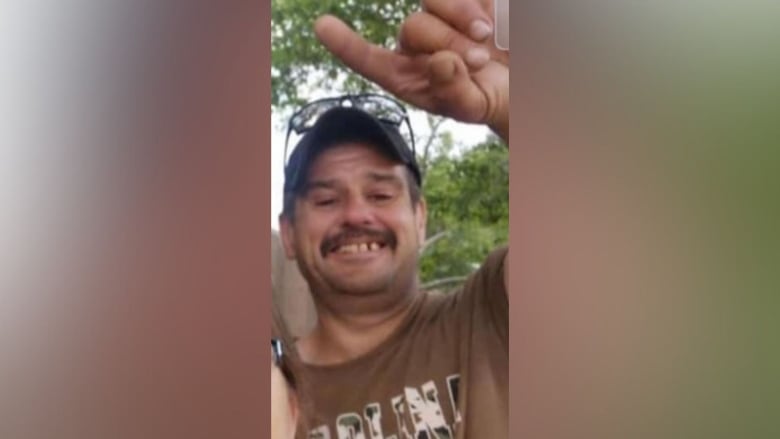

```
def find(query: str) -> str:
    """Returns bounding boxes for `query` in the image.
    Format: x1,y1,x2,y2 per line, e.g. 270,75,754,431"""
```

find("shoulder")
457,246,509,326
463,246,508,293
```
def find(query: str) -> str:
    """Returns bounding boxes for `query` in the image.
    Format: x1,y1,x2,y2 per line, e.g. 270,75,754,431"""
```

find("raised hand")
314,0,509,142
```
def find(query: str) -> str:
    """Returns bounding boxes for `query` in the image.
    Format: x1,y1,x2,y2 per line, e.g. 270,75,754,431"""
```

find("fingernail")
466,47,490,66
469,20,492,41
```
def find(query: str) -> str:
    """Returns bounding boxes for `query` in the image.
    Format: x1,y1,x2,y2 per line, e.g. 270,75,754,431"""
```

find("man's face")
280,143,426,298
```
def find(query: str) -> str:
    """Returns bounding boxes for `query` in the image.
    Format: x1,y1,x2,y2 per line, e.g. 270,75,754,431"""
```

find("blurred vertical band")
510,1,780,438
0,1,271,438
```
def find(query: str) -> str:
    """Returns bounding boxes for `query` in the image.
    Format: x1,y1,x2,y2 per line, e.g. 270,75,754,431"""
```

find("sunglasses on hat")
283,93,416,168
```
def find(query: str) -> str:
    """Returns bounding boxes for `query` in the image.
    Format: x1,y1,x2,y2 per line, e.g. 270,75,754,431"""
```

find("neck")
298,288,418,366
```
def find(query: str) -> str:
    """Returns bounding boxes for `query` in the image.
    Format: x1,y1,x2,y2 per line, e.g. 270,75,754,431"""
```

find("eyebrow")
304,172,403,192
304,179,338,191
365,171,404,186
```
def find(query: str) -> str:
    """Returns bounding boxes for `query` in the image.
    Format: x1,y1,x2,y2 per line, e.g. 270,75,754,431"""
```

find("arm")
314,0,509,144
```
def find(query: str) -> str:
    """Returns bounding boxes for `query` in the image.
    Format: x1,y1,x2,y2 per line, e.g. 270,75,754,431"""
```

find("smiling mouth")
331,241,387,255
321,228,396,258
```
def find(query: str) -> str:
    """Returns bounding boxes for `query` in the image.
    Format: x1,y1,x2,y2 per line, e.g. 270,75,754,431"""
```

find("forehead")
306,142,403,181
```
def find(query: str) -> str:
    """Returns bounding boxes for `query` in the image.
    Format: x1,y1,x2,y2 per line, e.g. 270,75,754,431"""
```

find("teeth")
337,244,357,253
334,242,383,254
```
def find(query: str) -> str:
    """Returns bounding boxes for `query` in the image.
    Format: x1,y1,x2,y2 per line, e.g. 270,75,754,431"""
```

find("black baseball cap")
283,106,421,195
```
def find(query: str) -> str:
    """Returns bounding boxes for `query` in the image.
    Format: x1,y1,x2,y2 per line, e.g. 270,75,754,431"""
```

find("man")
278,1,509,437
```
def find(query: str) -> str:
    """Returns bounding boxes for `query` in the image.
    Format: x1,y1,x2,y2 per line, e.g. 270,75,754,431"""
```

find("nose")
340,195,374,226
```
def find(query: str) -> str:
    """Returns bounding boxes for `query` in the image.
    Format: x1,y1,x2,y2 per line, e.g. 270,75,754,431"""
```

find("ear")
415,197,427,246
279,214,297,260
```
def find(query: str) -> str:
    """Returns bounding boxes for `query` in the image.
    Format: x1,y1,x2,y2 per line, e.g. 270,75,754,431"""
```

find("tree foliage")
420,136,509,290
271,0,419,108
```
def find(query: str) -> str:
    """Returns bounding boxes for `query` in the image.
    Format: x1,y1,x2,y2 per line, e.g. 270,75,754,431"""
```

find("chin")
328,276,393,296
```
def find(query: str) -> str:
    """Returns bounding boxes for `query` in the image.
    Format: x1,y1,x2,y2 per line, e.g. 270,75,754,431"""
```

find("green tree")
420,136,509,290
272,0,419,108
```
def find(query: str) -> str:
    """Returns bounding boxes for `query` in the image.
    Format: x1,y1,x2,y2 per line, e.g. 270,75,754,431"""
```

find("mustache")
320,226,396,257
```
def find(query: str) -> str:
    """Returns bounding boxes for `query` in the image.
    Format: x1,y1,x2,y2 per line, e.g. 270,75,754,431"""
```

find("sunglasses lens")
290,94,406,133
356,95,405,124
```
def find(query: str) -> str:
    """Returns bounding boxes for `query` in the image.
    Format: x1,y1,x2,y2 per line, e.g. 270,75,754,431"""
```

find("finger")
314,15,404,93
427,51,488,123
398,12,492,70
422,0,494,42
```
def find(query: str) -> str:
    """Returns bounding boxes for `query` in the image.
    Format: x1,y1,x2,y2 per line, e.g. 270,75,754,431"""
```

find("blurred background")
1,2,269,438
512,1,780,438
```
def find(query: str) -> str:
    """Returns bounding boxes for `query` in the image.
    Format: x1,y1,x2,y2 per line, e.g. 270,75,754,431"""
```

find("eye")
369,192,393,203
313,198,337,207
307,188,340,207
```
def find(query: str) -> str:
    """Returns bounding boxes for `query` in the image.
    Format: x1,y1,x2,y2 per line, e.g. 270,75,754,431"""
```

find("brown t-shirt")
299,247,508,439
